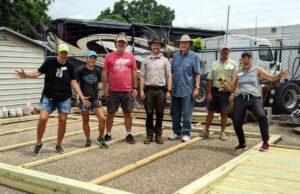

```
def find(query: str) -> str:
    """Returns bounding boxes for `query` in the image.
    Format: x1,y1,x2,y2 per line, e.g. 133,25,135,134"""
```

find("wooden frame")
0,162,132,194
174,135,282,194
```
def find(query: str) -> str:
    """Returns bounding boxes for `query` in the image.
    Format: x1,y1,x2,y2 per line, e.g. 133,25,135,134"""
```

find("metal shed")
0,27,47,110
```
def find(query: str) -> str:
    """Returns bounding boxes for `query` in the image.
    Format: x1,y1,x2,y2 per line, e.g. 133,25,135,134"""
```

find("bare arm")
132,69,138,97
165,74,172,100
71,80,91,107
258,67,289,81
102,69,109,97
132,70,138,89
193,74,200,98
139,76,145,100
15,69,42,79
70,80,85,98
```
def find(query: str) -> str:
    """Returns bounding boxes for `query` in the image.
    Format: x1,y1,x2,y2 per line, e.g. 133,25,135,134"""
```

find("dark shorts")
207,88,230,114
106,91,133,113
80,99,101,111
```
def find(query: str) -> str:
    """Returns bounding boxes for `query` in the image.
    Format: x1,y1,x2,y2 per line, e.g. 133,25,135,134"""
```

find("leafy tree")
191,37,206,52
96,8,127,23
0,0,53,39
96,0,175,25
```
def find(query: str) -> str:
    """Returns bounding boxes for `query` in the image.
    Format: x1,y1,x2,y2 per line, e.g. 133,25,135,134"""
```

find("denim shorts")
41,96,71,113
80,99,101,111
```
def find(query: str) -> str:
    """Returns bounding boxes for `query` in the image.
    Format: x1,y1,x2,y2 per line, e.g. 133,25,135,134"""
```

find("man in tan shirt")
140,37,172,144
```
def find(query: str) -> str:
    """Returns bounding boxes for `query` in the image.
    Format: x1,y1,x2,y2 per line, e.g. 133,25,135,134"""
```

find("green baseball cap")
57,44,69,53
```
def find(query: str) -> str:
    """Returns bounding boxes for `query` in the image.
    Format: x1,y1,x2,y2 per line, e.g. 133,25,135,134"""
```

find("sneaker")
200,129,209,138
182,135,191,142
259,143,269,152
168,133,180,140
126,134,136,144
96,137,108,149
85,140,91,147
33,143,43,156
144,136,153,144
219,132,227,141
104,134,112,141
55,145,64,154
234,144,248,151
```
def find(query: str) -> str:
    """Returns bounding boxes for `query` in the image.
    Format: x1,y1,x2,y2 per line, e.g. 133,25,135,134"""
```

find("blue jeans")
41,96,71,113
171,95,194,136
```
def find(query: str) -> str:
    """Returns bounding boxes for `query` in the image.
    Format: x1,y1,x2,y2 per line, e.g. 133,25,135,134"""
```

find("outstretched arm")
15,69,41,79
258,67,289,81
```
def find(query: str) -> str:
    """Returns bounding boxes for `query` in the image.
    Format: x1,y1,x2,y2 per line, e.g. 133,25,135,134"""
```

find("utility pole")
225,5,230,44
254,16,257,45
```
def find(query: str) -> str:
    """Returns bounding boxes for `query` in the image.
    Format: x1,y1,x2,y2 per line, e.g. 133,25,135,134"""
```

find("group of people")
15,32,288,156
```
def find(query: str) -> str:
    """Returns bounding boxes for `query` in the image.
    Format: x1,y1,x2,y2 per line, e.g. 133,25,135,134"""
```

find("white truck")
196,34,300,114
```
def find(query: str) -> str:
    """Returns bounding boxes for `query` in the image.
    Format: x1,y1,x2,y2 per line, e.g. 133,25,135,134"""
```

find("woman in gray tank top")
230,51,289,152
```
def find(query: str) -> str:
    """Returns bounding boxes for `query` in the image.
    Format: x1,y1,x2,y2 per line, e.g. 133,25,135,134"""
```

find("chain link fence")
68,46,300,115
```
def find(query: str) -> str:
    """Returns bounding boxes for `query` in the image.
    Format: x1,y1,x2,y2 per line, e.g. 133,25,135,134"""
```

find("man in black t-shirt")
16,44,90,156
76,50,108,148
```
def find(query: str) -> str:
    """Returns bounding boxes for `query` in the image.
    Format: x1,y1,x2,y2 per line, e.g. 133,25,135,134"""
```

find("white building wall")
0,30,45,109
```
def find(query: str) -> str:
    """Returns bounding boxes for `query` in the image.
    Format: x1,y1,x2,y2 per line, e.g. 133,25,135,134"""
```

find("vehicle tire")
194,81,208,107
274,82,300,114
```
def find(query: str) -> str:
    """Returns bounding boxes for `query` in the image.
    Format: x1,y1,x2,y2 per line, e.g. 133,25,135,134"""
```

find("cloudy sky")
47,0,300,30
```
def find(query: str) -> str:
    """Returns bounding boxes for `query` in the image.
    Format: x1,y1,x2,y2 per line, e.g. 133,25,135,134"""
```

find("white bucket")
10,108,16,117
2,107,8,118
16,108,23,117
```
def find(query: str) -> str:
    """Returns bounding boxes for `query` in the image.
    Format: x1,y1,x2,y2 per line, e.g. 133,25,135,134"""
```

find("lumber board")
269,143,300,150
131,121,263,139
0,115,39,125
0,162,132,194
89,137,203,185
0,127,98,152
0,119,81,137
174,135,282,194
20,130,145,169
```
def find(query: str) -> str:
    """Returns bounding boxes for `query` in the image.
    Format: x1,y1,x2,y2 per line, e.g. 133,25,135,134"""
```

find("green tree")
96,0,175,25
191,37,206,52
96,8,127,23
0,0,53,39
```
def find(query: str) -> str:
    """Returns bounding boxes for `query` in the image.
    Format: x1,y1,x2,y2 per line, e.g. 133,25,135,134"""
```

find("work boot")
155,136,163,144
144,136,153,144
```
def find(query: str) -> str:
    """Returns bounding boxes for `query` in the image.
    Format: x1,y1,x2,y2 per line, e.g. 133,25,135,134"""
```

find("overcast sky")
47,0,300,30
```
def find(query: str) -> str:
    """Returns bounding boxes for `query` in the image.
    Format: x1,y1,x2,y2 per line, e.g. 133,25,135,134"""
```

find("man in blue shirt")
169,34,201,142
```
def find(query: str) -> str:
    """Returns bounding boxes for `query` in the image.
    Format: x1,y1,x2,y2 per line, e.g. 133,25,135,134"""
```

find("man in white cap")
168,34,201,142
102,32,138,144
202,44,237,140
15,43,90,155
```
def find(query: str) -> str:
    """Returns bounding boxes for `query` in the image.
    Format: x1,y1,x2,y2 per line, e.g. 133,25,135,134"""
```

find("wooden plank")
20,130,145,169
0,119,81,136
89,137,203,185
0,127,98,152
0,115,39,125
0,162,132,194
269,143,300,150
131,121,262,139
174,135,282,194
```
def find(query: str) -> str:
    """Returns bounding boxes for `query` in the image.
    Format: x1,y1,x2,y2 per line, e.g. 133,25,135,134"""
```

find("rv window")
258,46,273,62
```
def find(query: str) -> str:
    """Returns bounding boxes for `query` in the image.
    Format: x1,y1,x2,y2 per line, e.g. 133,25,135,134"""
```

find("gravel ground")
102,135,261,194
0,114,298,194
